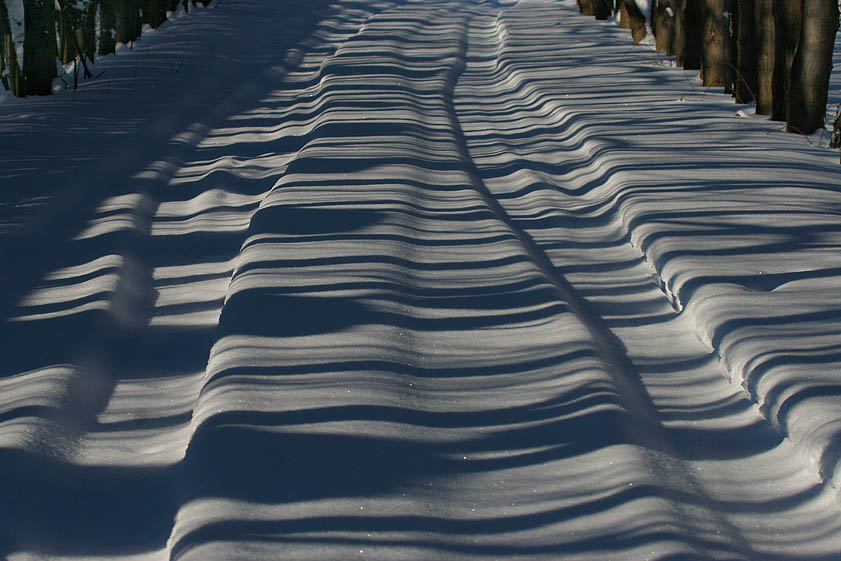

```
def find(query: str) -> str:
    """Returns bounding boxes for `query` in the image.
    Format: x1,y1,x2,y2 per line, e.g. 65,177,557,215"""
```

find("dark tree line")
576,0,840,134
1,0,210,97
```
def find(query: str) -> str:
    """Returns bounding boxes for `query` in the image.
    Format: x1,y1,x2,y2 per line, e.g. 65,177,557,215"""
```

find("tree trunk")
0,0,23,96
578,0,596,16
142,0,167,27
754,0,775,114
726,0,738,93
59,0,97,64
653,0,676,54
620,0,647,43
677,0,703,68
100,0,117,55
117,0,141,44
787,0,839,133
59,3,75,64
23,0,57,96
702,0,729,86
734,0,756,102
771,0,801,121
673,0,687,63
79,1,98,60
594,0,613,19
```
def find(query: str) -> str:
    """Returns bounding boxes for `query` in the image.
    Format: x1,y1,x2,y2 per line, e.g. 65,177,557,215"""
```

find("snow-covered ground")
2,0,841,559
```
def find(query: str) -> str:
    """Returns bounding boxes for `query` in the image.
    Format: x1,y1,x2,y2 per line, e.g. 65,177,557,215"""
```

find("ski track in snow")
2,0,841,559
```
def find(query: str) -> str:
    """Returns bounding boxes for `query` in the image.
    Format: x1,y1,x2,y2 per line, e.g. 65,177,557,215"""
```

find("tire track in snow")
172,1,765,560
444,5,766,560
452,1,841,558
166,2,671,559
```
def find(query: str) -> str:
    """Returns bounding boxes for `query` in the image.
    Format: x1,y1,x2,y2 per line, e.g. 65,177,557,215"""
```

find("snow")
2,0,841,559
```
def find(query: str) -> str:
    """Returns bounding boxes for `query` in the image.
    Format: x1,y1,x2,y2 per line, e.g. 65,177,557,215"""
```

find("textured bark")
23,0,57,95
0,0,22,96
787,0,839,133
578,0,596,15
653,0,676,54
594,0,613,19
677,0,703,68
117,0,142,44
142,0,168,27
726,0,738,93
59,1,97,64
59,5,74,64
100,0,117,55
672,0,687,63
620,0,647,42
771,0,801,121
702,0,729,86
754,0,775,114
734,0,756,102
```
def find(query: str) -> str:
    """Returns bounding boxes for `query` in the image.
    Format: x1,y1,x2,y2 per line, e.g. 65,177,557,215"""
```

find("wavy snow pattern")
2,0,841,560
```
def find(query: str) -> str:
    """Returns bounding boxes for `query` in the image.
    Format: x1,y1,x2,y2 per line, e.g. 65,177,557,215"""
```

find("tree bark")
653,0,676,54
702,0,729,86
0,0,23,96
754,0,775,114
620,0,647,43
734,0,756,102
142,0,168,27
578,0,596,15
59,0,97,64
677,0,703,68
594,0,613,19
23,0,57,95
672,0,687,63
100,0,117,55
771,0,801,121
59,4,75,64
787,0,839,133
117,0,141,44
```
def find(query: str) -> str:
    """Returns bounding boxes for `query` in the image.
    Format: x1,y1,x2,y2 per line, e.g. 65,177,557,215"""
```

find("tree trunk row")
1,0,212,97
576,0,840,134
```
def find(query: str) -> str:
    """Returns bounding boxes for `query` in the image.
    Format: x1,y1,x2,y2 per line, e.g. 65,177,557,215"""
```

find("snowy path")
2,0,841,559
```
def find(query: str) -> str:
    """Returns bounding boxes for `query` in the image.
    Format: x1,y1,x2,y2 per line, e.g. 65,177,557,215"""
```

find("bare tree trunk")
653,0,676,54
771,0,801,121
79,1,98,59
787,0,839,133
59,4,75,64
676,0,704,68
142,0,168,27
578,0,596,15
59,0,97,64
117,0,141,44
725,0,738,93
702,0,729,85
100,0,117,55
734,0,757,101
594,0,613,19
0,0,23,96
23,0,57,95
754,0,775,114
673,0,688,63
620,0,647,43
